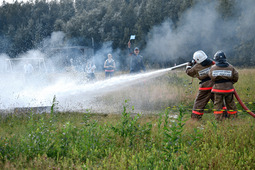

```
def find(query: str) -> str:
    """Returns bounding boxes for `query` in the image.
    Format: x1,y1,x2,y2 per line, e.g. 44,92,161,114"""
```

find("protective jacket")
209,61,239,118
186,59,215,118
209,64,238,93
186,59,215,91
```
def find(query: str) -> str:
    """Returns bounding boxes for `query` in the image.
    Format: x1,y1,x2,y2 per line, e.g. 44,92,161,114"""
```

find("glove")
186,65,192,69
186,60,195,69
188,59,196,66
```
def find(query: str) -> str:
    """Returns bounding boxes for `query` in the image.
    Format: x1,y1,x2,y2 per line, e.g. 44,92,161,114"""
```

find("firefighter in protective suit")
209,51,239,120
186,50,215,120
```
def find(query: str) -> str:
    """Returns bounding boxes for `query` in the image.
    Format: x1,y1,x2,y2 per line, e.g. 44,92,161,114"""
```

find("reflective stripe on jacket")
209,64,238,94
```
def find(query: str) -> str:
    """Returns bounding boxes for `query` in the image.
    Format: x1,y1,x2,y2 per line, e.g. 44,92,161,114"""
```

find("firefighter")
186,50,215,120
209,51,239,120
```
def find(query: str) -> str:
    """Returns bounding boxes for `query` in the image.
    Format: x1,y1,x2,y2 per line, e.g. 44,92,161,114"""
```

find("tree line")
0,0,254,68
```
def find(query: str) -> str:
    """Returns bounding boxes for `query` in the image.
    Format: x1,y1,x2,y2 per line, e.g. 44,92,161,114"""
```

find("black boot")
191,113,202,120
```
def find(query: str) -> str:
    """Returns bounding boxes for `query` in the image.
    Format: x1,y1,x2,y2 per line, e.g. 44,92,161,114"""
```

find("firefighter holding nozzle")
186,50,215,120
209,51,239,120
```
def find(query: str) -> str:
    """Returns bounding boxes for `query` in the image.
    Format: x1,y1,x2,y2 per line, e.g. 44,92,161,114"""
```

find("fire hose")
234,89,255,118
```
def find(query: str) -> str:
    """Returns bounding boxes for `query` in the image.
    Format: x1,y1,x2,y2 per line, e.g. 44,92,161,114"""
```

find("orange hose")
234,89,255,118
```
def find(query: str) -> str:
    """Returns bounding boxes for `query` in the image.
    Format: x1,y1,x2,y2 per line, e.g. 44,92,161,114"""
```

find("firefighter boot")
191,113,202,120
228,113,237,119
214,114,223,121
222,107,229,119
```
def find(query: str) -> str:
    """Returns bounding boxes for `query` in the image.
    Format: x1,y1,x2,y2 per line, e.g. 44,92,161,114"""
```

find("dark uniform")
186,58,215,120
209,51,239,120
128,48,146,73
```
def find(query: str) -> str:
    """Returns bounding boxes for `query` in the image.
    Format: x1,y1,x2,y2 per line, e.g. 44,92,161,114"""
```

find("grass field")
0,68,255,169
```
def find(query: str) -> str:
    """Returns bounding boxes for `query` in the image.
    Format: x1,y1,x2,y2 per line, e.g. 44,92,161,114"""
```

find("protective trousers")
192,90,214,120
213,93,237,120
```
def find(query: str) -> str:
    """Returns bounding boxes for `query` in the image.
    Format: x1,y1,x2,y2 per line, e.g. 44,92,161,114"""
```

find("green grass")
0,68,255,169
1,106,255,169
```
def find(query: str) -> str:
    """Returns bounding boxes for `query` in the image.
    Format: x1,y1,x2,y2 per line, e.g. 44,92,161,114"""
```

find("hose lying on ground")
234,89,255,118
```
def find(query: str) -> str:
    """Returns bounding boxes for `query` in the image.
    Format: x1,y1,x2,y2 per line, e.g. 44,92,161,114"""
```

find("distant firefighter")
209,51,239,120
186,50,215,120
104,53,115,78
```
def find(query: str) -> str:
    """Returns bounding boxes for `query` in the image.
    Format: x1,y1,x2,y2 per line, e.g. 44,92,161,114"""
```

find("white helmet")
193,50,208,63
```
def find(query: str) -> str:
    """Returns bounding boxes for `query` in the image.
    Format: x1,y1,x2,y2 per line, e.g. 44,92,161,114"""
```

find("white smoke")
0,32,161,113
0,47,173,112
236,0,255,41
93,41,113,70
144,0,255,63
93,41,122,71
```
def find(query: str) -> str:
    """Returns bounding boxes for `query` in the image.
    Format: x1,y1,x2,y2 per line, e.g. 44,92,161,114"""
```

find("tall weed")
111,100,152,147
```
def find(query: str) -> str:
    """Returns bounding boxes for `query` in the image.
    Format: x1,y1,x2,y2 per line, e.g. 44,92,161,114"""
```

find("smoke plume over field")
144,0,255,64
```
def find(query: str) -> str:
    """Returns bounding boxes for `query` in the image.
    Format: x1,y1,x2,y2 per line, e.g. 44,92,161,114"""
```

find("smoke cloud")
0,31,156,113
144,0,255,64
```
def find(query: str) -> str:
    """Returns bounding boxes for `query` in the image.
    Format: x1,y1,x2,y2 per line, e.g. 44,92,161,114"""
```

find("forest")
0,0,255,69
